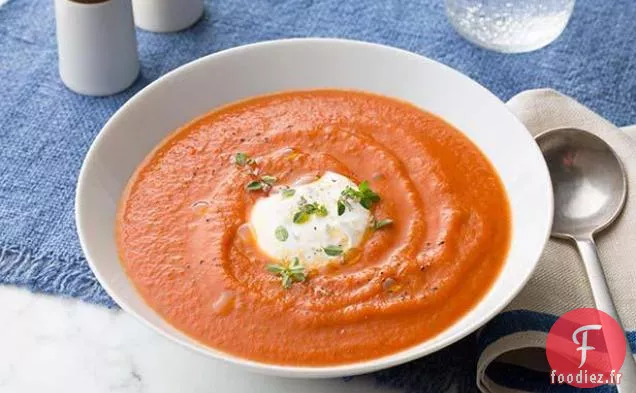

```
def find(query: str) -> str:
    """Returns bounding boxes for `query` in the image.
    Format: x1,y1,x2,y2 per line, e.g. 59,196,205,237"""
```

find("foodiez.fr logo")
547,308,626,388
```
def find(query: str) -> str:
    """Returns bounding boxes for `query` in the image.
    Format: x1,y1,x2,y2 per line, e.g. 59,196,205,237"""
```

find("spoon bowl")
536,128,627,239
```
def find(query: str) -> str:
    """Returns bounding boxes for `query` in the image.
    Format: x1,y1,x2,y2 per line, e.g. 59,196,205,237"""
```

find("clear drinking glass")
445,0,576,53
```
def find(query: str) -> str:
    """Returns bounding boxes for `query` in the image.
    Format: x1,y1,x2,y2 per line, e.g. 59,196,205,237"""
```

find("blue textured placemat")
1,0,634,392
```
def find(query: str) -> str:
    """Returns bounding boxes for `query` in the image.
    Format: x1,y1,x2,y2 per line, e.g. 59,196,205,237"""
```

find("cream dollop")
250,172,371,267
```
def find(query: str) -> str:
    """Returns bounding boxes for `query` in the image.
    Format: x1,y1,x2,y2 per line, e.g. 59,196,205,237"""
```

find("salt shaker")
132,0,204,33
55,0,140,96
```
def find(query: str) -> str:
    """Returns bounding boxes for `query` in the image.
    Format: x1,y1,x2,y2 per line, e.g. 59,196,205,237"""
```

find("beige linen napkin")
476,89,636,393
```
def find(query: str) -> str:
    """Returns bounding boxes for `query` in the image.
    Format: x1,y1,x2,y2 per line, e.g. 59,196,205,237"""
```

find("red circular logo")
547,308,626,388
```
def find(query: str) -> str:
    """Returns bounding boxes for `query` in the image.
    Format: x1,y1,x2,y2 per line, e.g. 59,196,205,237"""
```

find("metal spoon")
536,127,635,391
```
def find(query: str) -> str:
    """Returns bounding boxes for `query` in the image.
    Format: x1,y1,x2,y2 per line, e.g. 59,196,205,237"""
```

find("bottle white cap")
55,0,140,96
132,0,204,33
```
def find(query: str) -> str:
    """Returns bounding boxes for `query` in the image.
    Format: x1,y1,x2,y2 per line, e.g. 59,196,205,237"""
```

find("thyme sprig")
266,257,306,289
293,196,328,224
233,152,278,192
337,180,380,215
246,175,277,191
371,217,393,230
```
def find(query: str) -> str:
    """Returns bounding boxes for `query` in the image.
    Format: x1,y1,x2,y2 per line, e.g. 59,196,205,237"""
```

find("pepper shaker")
132,0,204,33
55,0,140,96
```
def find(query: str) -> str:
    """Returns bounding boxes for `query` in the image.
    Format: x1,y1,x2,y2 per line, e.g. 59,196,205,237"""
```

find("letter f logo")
572,324,602,368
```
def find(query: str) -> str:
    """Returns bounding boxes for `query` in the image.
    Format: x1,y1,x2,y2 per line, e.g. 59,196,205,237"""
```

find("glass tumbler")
445,0,576,53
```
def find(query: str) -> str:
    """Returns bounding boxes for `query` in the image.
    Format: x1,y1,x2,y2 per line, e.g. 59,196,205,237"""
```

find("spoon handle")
575,237,636,392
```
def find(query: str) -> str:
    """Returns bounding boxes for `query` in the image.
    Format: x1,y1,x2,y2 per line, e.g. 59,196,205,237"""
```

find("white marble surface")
0,286,399,393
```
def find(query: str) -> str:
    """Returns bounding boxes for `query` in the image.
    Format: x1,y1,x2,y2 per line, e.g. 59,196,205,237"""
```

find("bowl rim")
75,37,553,378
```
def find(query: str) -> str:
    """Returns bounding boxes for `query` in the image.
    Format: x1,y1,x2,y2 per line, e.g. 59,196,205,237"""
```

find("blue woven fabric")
1,0,635,391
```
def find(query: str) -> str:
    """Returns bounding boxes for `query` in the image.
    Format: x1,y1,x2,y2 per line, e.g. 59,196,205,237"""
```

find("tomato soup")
116,90,511,365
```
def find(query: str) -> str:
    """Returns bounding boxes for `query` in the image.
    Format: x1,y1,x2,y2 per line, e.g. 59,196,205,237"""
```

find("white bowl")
76,38,553,378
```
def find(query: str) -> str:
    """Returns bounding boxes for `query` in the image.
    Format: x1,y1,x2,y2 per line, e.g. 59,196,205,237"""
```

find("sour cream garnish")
250,172,371,267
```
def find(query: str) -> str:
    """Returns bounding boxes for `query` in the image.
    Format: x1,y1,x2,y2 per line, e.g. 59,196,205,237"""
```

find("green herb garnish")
261,175,277,185
266,257,306,289
337,181,381,215
323,245,343,256
293,211,310,224
337,200,346,216
316,204,328,217
245,175,277,192
292,196,328,224
234,152,278,192
246,180,264,191
275,226,289,241
371,217,393,230
234,152,254,166
358,181,381,208
281,188,296,198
